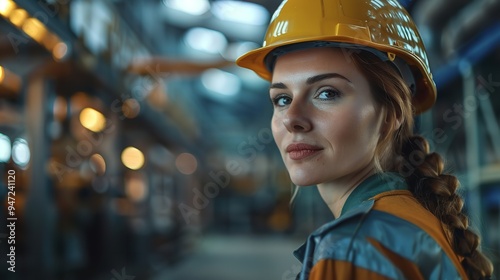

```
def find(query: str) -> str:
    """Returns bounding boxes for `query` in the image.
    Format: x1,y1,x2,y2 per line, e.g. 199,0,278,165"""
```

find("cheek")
271,115,283,143
326,121,357,149
350,110,383,154
321,107,379,148
318,109,355,138
360,106,383,140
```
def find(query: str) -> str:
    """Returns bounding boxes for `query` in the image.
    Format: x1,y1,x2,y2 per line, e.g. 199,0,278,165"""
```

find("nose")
282,101,312,133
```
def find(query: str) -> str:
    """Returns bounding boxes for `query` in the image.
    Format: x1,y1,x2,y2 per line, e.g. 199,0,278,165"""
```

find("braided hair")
351,51,494,279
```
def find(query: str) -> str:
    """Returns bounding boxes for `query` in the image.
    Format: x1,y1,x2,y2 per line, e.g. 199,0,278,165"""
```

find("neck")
317,164,376,218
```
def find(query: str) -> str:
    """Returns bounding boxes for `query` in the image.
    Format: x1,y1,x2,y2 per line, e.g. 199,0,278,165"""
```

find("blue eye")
317,89,341,100
272,95,292,107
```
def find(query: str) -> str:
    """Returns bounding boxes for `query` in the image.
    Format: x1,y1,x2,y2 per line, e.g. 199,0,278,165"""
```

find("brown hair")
351,50,494,279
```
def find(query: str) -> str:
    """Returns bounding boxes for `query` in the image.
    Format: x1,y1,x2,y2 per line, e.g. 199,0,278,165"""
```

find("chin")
287,167,322,186
290,176,320,187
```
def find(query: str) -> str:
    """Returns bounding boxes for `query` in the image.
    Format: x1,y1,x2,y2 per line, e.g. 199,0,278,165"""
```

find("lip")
285,143,323,160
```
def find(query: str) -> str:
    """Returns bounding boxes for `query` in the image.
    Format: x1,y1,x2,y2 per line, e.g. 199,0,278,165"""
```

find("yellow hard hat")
236,0,436,113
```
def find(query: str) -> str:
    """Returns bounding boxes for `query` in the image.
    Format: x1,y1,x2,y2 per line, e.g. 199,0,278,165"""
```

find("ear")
381,107,403,136
392,114,402,131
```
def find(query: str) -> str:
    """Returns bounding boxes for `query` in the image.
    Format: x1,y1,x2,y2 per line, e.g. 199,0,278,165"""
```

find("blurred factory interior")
0,0,499,279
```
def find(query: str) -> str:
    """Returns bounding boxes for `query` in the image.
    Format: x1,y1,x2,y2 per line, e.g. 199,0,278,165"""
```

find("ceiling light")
212,1,269,26
22,17,47,43
0,133,11,162
184,27,227,55
9,8,27,27
0,0,16,17
223,41,260,61
163,0,210,16
12,138,30,167
201,68,241,96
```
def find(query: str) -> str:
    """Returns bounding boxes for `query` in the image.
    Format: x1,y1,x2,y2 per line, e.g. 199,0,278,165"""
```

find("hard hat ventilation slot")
387,52,396,61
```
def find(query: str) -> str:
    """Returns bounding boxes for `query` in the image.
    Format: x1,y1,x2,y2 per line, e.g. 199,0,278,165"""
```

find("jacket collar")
293,172,408,261
340,172,407,216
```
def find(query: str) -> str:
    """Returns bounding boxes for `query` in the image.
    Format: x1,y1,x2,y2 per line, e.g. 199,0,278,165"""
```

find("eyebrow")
270,73,352,89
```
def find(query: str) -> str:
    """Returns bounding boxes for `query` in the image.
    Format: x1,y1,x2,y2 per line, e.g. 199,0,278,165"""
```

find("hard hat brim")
236,37,436,114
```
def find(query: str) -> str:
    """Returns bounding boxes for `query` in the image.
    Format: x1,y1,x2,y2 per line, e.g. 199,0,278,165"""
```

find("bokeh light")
175,152,198,175
79,107,106,132
121,146,145,170
12,138,30,167
125,175,148,202
89,153,106,175
122,98,141,119
0,133,11,162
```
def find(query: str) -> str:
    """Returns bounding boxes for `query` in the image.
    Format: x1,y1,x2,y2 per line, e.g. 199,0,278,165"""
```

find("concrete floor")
152,234,304,280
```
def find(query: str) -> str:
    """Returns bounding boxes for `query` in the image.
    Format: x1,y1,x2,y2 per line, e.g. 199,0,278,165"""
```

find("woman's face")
270,47,384,187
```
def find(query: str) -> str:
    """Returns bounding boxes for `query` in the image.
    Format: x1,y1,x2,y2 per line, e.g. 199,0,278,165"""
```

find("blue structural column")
434,23,500,89
23,74,57,278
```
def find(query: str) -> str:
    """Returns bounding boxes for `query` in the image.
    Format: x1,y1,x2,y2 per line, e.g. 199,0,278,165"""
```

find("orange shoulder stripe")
372,190,468,279
309,258,393,280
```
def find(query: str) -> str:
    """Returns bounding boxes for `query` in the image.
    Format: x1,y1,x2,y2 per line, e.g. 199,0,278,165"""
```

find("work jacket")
294,172,468,280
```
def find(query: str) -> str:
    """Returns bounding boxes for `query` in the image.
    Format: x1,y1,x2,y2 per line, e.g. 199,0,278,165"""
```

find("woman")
237,0,494,279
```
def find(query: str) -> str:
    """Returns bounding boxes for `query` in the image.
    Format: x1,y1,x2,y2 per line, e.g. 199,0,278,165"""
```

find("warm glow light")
42,32,58,50
9,8,27,27
22,17,47,43
122,98,140,119
1,2,64,59
0,0,16,17
121,147,145,170
89,154,106,175
125,175,148,202
175,153,198,175
0,66,4,83
0,65,21,94
52,42,68,60
70,91,89,113
0,133,11,163
79,107,106,132
53,96,67,121
147,81,168,109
